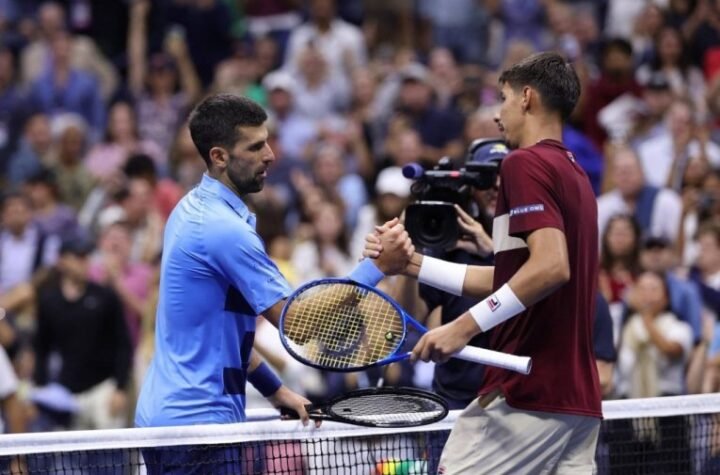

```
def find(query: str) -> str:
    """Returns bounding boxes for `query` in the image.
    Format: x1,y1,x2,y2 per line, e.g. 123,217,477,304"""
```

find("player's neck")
210,170,247,199
519,119,563,149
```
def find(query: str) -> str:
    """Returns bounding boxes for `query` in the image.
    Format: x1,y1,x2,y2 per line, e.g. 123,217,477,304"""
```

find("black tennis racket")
279,278,532,374
280,387,448,428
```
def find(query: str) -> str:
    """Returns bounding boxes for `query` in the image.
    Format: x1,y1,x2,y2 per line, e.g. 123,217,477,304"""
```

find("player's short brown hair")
499,52,580,121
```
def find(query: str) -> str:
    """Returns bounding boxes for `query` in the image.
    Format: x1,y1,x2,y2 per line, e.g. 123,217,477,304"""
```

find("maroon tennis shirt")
479,139,602,418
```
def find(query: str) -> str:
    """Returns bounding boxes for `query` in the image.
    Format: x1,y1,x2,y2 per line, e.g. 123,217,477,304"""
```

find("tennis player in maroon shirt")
366,52,602,474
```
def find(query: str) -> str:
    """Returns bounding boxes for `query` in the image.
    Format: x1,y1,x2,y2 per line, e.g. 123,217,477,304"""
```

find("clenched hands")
363,218,415,275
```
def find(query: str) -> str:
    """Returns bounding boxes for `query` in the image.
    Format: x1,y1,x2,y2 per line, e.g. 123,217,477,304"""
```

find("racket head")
323,387,449,428
279,278,409,372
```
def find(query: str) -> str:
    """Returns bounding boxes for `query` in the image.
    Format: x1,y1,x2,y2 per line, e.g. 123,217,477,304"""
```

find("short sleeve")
206,221,292,315
500,151,565,238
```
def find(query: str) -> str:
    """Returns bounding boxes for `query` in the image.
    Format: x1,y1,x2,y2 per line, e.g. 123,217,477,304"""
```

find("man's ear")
208,146,228,171
521,86,532,113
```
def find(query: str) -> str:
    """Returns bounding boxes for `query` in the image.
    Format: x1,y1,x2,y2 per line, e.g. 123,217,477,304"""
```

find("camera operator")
381,138,618,408
381,138,508,409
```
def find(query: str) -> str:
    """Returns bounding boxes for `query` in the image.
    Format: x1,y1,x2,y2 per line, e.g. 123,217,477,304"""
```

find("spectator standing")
284,0,366,82
166,0,233,87
27,31,106,142
20,1,118,101
128,0,201,155
34,238,132,430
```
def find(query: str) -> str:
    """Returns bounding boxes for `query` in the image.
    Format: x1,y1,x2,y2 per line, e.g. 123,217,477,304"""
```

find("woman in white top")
291,199,355,284
617,270,694,398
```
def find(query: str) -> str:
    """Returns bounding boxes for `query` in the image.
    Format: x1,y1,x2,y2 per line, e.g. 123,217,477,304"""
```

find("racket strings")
283,283,404,369
329,394,447,426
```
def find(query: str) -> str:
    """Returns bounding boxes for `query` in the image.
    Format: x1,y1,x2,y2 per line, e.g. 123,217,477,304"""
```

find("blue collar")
199,174,252,221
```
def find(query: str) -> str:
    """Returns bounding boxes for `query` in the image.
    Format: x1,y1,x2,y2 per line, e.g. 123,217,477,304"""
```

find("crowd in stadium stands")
2,0,720,434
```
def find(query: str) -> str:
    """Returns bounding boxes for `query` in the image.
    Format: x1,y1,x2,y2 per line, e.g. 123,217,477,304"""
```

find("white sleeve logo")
510,204,544,216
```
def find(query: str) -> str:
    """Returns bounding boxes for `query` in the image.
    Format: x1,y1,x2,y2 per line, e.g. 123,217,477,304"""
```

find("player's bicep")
505,228,570,305
525,228,570,280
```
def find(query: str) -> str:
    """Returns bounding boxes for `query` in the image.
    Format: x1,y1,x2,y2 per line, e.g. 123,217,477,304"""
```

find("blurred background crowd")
1,0,720,434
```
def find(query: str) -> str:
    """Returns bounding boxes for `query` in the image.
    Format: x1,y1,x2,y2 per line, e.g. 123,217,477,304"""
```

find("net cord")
2,394,720,457
0,410,458,456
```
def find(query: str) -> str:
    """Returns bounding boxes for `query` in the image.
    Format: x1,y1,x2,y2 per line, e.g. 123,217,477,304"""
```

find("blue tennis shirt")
135,174,292,427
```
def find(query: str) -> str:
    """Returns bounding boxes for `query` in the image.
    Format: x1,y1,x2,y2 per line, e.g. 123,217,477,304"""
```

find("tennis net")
1,394,720,474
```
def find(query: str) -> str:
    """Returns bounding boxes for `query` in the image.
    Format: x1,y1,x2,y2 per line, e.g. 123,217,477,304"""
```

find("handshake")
362,218,418,276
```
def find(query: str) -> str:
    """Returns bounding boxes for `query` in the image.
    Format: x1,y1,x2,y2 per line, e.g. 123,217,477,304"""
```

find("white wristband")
469,284,526,332
417,256,467,296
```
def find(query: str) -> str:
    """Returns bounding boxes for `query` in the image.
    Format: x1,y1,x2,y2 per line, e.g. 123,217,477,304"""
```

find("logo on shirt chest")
509,204,545,217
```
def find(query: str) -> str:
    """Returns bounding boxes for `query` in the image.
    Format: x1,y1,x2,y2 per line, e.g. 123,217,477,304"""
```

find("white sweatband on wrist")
469,283,526,332
417,256,468,296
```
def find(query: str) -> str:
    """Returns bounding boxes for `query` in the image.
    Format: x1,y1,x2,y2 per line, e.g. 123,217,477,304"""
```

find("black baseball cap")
60,237,95,257
644,72,671,91
467,138,510,165
642,235,670,250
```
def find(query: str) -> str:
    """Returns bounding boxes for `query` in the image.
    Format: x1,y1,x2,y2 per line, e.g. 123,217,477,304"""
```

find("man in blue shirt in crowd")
135,94,409,474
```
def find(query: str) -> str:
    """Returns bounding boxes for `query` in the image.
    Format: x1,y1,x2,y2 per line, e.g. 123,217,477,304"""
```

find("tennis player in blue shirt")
135,94,411,474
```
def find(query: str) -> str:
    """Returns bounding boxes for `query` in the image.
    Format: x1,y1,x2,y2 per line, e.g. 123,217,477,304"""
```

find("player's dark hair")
188,94,268,166
498,52,580,121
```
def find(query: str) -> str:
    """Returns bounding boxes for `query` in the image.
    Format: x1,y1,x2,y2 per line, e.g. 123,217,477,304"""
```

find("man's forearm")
404,252,495,299
463,265,495,298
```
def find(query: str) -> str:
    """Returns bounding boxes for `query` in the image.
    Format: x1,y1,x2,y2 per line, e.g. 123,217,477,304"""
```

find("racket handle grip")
279,406,301,420
279,405,329,421
454,346,532,375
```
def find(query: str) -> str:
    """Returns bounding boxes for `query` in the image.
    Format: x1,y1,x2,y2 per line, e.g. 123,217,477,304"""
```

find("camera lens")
422,208,452,243
405,202,459,251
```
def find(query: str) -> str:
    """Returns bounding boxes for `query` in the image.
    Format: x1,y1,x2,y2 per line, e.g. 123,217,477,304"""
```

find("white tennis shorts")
438,390,600,475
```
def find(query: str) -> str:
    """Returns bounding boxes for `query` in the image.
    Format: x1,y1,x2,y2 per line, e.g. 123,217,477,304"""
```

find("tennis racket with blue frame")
279,278,532,374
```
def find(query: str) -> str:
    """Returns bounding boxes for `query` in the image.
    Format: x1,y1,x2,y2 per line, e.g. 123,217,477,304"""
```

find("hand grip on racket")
279,387,448,428
279,278,532,375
